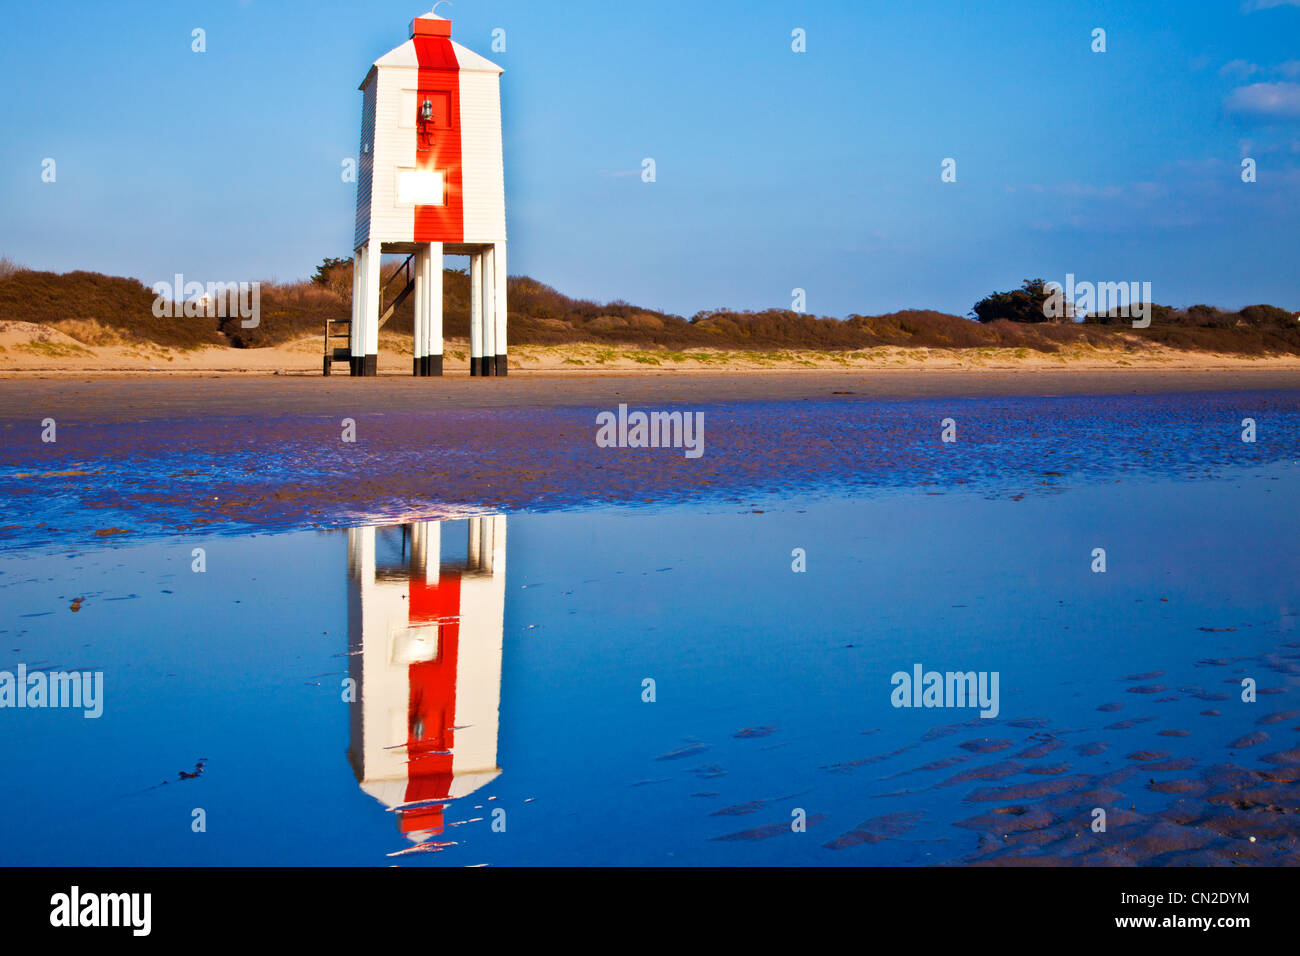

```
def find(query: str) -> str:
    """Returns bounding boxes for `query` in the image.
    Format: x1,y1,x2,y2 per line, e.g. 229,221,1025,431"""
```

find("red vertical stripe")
412,35,463,242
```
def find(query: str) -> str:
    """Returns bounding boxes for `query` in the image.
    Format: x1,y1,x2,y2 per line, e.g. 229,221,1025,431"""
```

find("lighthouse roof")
360,16,503,89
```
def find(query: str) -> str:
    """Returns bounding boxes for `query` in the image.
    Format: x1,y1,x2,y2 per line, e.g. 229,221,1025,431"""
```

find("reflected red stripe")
402,571,461,833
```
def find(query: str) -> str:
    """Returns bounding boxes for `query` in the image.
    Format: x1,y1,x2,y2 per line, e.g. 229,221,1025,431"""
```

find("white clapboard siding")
368,66,419,244
459,68,506,243
353,80,377,250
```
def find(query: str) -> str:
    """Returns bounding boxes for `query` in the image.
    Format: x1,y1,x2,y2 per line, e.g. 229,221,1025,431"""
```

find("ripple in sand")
963,775,1090,802
959,738,1012,754
1108,819,1217,863
823,810,923,849
921,725,960,742
1143,757,1197,771
954,806,1057,834
688,764,726,779
656,743,711,761
1025,762,1071,775
1105,717,1155,729
1257,766,1300,782
882,754,972,781
939,759,1024,787
1016,738,1065,759
1229,731,1269,748
1126,750,1172,761
1261,747,1300,765
1148,778,1207,795
712,801,764,816
820,746,911,772
1206,784,1296,813
712,813,827,842
733,726,778,739
914,755,969,772
1095,767,1139,786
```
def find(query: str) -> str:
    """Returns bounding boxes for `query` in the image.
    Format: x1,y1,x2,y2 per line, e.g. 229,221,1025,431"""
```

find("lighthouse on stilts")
338,8,507,376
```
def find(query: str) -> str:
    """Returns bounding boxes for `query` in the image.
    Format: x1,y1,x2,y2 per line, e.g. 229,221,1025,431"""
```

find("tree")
311,256,353,299
970,278,1057,323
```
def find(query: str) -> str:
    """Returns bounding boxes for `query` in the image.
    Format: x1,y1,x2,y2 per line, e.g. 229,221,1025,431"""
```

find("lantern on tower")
339,8,507,377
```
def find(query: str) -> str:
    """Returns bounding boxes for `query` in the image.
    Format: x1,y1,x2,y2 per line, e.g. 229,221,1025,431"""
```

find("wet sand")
3,374,1299,553
3,367,1299,425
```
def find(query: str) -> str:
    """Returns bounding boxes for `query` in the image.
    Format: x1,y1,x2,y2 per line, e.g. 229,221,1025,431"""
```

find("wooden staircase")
323,254,416,375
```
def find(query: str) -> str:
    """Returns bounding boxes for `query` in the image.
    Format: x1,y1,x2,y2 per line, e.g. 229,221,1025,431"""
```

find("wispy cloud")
1015,156,1300,235
1220,59,1259,79
1225,82,1300,119
1242,0,1300,11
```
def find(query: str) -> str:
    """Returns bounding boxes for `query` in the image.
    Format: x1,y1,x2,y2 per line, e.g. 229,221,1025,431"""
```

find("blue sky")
1,0,1298,317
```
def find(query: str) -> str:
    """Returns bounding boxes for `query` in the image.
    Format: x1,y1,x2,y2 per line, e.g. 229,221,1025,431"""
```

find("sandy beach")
4,321,1300,384
2,351,1299,428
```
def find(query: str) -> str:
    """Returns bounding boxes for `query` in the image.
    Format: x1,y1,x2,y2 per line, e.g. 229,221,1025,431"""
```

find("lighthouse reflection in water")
345,517,506,850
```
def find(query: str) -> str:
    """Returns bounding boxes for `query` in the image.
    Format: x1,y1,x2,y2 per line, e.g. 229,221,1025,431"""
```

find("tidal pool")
1,459,1297,865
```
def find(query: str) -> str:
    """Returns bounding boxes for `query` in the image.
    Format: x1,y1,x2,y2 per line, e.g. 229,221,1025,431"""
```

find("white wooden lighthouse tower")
345,9,507,376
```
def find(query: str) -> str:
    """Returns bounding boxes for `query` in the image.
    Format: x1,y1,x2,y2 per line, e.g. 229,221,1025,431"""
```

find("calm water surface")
1,392,1297,865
